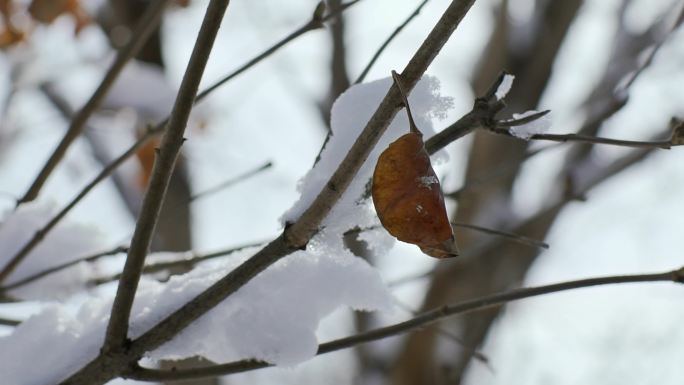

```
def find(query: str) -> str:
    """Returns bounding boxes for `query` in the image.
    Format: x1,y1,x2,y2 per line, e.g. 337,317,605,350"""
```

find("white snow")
507,110,552,140
495,74,515,100
0,244,393,384
417,175,439,188
0,202,106,300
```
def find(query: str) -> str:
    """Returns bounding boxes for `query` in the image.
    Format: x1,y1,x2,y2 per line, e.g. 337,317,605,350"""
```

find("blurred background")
0,0,683,384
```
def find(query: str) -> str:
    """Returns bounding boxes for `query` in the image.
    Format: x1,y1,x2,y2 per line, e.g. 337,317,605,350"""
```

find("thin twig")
189,162,272,203
102,0,232,359
490,127,674,149
0,246,127,292
354,0,430,84
451,222,549,249
194,0,360,103
90,241,265,286
127,267,684,381
16,0,170,205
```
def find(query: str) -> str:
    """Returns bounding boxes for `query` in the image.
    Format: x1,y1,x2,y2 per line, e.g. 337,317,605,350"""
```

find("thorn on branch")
311,1,326,27
496,110,551,128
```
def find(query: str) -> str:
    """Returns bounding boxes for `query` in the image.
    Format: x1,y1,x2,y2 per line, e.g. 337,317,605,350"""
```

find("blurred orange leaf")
0,0,23,48
29,0,90,32
135,137,159,188
371,72,458,258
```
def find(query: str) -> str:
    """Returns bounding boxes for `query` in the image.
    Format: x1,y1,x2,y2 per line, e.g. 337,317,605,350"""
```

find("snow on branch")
0,245,392,384
494,73,515,100
505,109,552,140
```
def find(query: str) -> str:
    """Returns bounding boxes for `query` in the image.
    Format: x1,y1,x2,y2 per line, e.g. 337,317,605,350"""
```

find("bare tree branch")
127,267,684,381
103,0,232,360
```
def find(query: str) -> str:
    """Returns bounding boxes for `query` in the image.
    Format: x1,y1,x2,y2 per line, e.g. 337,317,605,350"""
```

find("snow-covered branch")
127,266,684,382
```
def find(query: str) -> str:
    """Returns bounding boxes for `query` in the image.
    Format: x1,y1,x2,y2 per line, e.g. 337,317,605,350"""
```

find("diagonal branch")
103,0,231,356
16,0,170,205
127,267,684,381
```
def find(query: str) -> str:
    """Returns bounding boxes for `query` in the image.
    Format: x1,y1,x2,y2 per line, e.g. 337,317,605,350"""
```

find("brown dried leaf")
0,27,23,48
371,71,458,258
29,0,70,24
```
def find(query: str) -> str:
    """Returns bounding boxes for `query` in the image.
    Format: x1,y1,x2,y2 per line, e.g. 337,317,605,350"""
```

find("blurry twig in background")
90,241,266,286
0,245,128,295
450,222,549,249
188,161,273,203
195,0,361,102
354,0,431,84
